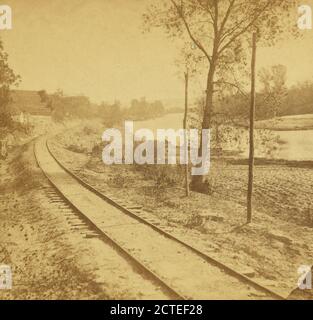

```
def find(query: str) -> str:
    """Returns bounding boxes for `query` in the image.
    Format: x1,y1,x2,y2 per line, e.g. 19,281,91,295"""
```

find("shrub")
66,144,87,154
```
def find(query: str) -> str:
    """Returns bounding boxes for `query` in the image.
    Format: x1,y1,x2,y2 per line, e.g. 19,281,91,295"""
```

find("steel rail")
34,138,186,300
42,138,285,300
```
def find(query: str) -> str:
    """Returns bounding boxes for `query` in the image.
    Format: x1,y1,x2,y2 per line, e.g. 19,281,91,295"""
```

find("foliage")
211,77,313,122
283,81,313,116
96,98,165,126
136,163,184,188
108,174,127,188
258,65,288,119
184,212,203,228
66,144,88,154
47,91,93,122
143,0,297,125
38,90,49,103
144,0,297,186
128,97,165,120
0,40,21,128
99,100,124,127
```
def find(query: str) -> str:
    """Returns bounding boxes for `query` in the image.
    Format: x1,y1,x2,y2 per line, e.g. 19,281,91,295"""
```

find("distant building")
10,90,51,117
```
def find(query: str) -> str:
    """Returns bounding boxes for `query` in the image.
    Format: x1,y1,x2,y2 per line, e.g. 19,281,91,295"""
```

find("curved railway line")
34,135,286,300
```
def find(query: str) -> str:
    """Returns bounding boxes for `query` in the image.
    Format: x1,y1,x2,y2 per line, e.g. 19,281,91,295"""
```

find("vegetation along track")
34,135,285,300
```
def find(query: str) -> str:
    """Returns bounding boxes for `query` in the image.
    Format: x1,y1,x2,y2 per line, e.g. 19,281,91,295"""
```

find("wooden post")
247,32,257,223
184,70,190,197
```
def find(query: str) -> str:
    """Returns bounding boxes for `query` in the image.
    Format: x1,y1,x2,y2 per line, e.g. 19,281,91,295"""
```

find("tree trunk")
184,71,190,197
190,61,216,193
203,64,216,130
247,32,257,223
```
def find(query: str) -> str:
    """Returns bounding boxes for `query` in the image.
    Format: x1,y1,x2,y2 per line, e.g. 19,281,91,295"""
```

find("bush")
109,174,127,188
66,144,87,154
136,164,184,189
83,126,96,136
184,213,203,228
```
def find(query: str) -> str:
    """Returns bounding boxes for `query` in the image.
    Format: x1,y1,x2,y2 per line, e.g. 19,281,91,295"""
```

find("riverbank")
256,114,313,131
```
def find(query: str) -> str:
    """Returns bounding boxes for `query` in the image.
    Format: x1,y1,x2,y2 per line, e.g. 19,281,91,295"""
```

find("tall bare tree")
144,0,297,192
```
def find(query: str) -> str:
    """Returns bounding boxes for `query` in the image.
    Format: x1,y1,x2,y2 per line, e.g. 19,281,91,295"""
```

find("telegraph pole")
184,69,190,197
247,32,257,223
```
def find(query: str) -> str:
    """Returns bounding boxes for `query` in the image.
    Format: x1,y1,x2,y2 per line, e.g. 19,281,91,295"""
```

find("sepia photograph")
0,0,313,305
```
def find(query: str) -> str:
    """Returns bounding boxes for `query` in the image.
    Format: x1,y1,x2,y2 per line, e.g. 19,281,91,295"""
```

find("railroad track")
34,135,286,300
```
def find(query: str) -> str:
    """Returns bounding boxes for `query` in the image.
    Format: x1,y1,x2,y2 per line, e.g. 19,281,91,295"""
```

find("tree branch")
170,0,212,63
195,0,215,23
214,80,249,99
218,1,271,55
219,0,236,37
213,0,219,36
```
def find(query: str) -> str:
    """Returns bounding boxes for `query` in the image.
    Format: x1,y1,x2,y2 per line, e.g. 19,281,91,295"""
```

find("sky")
1,0,313,106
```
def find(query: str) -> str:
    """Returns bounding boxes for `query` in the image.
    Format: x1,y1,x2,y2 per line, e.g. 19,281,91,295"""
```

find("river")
135,113,313,161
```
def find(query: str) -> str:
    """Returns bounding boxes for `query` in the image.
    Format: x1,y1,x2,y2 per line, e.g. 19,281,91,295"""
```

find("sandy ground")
0,126,169,300
50,123,313,299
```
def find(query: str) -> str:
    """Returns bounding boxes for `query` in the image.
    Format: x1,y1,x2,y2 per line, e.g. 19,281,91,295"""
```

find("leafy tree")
38,90,49,103
128,97,165,119
0,40,21,127
144,0,297,191
47,90,92,122
100,100,123,126
258,64,288,119
283,81,313,116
